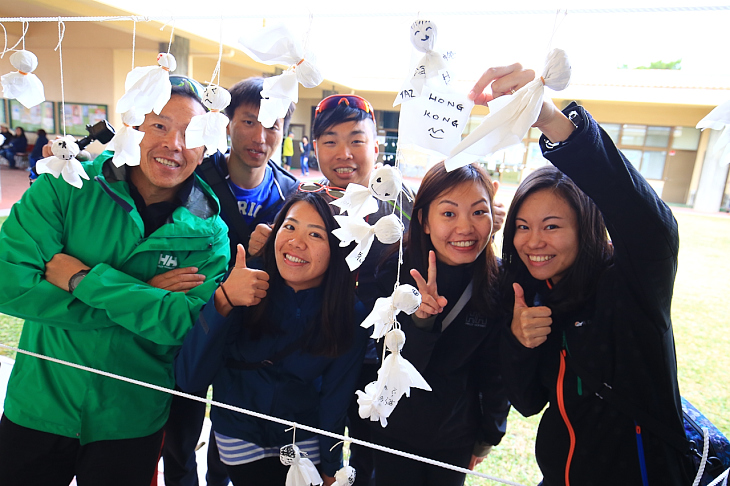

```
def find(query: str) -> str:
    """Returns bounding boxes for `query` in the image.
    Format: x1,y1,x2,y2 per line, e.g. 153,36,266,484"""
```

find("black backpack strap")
198,158,252,248
564,353,690,454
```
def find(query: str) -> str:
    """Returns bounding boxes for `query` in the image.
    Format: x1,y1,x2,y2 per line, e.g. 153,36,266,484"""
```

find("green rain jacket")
0,151,229,444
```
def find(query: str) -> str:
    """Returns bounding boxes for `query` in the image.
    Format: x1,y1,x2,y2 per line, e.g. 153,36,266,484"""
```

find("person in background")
299,135,311,176
0,125,13,148
28,129,48,175
0,126,27,169
282,131,294,171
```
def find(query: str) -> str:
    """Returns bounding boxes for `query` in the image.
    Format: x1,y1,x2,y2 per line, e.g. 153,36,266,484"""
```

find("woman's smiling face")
274,201,331,292
513,189,579,283
423,181,493,266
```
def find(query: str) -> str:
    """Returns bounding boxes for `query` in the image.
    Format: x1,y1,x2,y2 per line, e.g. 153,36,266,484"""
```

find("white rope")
0,6,729,23
0,342,525,486
708,468,730,486
164,19,176,54
692,426,710,486
131,17,136,70
545,9,568,56
0,23,7,59
3,19,28,56
208,16,223,87
55,19,67,137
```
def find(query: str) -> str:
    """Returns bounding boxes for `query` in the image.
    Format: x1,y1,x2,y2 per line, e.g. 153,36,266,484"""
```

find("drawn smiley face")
427,127,445,140
410,20,437,53
369,165,402,202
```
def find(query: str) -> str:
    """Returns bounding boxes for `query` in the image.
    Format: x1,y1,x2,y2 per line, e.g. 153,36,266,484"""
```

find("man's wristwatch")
68,269,90,293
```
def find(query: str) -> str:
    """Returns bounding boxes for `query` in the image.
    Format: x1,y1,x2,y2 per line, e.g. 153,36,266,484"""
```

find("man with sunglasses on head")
0,83,230,486
162,76,298,486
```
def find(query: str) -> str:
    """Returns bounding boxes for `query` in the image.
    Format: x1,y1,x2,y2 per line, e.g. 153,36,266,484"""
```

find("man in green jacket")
0,84,230,486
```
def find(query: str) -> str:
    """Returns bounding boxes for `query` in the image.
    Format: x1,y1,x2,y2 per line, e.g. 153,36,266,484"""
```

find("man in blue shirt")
163,77,298,486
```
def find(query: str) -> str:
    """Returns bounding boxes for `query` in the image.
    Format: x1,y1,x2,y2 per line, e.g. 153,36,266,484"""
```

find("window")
621,125,647,146
672,127,701,150
645,126,671,148
640,151,666,179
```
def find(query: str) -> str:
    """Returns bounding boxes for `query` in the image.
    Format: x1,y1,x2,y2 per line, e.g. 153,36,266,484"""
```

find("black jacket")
501,104,693,485
374,257,509,452
196,152,298,261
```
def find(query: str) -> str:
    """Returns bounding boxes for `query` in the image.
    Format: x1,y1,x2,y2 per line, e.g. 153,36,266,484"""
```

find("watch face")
69,270,89,293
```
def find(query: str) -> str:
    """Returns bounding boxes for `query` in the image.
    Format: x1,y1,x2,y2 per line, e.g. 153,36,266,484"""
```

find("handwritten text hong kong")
423,94,464,127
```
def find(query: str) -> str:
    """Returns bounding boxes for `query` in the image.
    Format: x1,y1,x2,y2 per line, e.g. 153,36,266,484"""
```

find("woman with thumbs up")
478,63,694,485
174,191,368,486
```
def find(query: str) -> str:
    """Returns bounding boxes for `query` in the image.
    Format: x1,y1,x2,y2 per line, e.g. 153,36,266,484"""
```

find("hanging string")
55,18,67,136
0,23,7,59
0,341,526,486
545,9,568,55
158,18,176,54
285,425,297,445
131,16,137,70
301,12,314,58
208,16,224,86
3,19,28,57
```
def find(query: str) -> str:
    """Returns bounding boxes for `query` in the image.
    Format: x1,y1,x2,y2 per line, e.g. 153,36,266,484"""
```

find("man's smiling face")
313,119,379,188
132,94,206,203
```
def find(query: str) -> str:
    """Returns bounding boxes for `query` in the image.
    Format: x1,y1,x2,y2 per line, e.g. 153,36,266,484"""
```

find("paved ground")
0,165,32,216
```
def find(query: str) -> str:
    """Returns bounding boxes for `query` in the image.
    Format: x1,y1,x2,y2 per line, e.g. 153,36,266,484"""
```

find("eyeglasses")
169,75,206,99
314,95,376,124
298,182,346,200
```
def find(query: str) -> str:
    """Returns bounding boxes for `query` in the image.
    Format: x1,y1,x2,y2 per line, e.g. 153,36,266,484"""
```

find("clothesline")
0,342,527,486
1,5,729,24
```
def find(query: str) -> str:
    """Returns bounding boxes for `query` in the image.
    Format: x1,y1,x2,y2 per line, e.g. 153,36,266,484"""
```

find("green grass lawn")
1,209,729,485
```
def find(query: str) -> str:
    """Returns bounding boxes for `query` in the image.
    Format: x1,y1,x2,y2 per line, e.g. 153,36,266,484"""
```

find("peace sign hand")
410,251,448,320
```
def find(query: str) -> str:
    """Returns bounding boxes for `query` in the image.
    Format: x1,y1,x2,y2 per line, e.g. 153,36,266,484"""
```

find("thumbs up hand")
215,245,270,314
511,283,552,348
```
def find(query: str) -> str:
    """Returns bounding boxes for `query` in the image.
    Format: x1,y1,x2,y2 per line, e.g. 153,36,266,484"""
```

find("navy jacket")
373,258,509,452
501,104,693,485
175,279,368,476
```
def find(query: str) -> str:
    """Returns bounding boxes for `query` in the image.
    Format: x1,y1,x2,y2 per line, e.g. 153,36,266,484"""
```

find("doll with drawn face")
410,20,437,53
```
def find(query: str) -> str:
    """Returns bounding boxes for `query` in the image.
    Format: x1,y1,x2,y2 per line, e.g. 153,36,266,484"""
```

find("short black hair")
171,84,207,112
224,77,296,131
312,102,376,140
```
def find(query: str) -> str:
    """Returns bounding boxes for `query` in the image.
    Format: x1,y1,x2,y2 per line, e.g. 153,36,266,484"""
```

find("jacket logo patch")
158,253,179,269
465,312,487,328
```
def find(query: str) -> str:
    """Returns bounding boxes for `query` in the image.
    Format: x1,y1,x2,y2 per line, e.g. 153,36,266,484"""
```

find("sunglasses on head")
169,75,206,99
298,182,346,200
314,95,376,124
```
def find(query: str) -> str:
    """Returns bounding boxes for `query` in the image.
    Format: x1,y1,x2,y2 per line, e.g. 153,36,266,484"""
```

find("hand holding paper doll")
468,62,536,105
466,57,576,146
